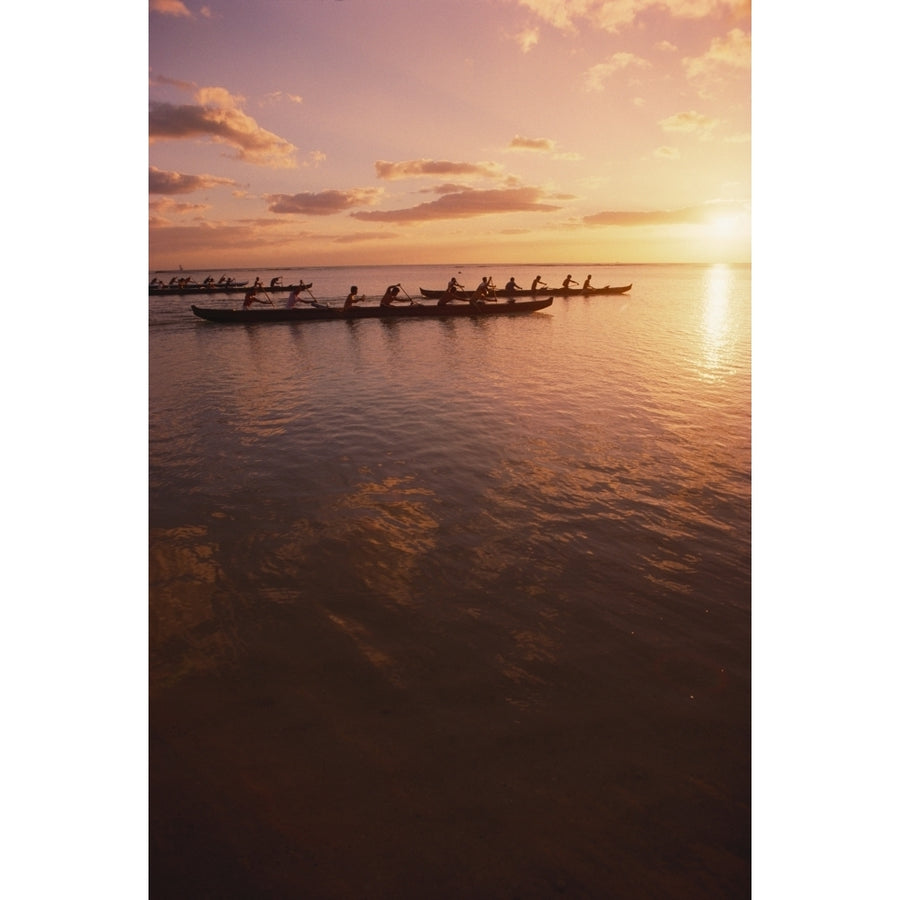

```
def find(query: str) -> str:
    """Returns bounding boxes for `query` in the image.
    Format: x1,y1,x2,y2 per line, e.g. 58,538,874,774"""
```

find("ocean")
150,262,751,898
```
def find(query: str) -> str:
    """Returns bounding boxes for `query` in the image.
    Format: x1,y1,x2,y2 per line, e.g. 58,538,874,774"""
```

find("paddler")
344,286,365,310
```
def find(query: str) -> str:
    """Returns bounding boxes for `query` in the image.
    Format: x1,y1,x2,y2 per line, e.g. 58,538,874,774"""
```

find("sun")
709,213,744,238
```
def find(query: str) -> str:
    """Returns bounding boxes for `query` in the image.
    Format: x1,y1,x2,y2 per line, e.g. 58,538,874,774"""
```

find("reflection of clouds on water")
333,474,440,609
150,524,242,686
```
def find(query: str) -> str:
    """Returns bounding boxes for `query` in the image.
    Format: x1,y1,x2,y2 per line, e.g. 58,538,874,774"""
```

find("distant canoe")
150,281,311,296
191,296,554,323
418,284,631,299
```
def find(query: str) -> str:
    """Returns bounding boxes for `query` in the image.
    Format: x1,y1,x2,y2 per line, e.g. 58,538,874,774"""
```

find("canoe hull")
191,297,554,323
419,284,631,299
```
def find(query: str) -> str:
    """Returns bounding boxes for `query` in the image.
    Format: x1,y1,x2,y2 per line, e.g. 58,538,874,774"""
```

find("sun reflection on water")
699,264,738,381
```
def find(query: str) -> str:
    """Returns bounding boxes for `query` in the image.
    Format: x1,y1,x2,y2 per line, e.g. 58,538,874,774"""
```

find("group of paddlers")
244,274,554,311
435,272,589,303
243,279,303,308
151,274,287,291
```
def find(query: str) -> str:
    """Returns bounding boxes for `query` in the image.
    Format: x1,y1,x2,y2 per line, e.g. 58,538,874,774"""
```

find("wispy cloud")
585,52,651,92
351,186,566,223
584,199,747,226
148,219,299,257
265,188,384,215
149,85,298,167
150,74,196,91
260,90,304,106
149,166,236,195
375,159,505,181
332,231,400,244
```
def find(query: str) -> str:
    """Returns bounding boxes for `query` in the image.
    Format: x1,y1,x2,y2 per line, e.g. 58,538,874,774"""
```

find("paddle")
304,286,329,308
396,283,420,306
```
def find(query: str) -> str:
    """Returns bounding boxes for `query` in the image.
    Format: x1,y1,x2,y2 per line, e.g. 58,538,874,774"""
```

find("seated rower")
562,274,579,290
470,277,496,304
583,275,593,289
344,286,366,309
380,285,402,306
269,276,283,288
505,276,523,293
438,276,462,305
243,288,263,309
531,275,546,291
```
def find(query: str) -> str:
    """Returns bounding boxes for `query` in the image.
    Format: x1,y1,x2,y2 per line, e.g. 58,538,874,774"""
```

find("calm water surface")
150,263,751,898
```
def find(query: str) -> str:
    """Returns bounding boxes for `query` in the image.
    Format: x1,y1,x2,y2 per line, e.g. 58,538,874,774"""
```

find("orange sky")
149,0,750,269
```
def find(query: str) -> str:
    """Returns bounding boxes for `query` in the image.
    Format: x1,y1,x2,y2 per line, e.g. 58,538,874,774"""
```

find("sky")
149,0,751,269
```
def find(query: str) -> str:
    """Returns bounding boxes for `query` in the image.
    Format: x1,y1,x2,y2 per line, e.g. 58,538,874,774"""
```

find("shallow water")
150,262,751,898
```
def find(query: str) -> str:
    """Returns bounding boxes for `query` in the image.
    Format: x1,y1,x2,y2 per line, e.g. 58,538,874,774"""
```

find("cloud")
149,166,236,195
332,232,400,244
375,159,505,181
150,0,192,17
260,90,304,106
507,136,582,161
653,146,681,159
684,27,751,80
149,197,211,225
658,110,719,139
508,135,557,152
351,186,565,223
149,85,298,167
265,188,384,215
515,0,749,34
515,27,540,52
151,74,196,91
149,218,396,259
584,200,747,226
149,220,299,257
585,52,651,92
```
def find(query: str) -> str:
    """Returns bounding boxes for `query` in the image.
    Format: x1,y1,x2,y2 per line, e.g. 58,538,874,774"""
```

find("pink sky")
149,0,750,268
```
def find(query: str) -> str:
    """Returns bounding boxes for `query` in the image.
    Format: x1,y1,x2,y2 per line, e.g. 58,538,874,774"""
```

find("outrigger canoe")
419,284,631,299
191,296,553,323
150,281,312,296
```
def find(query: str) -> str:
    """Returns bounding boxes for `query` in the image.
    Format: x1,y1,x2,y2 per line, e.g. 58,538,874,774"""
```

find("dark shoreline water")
150,263,750,898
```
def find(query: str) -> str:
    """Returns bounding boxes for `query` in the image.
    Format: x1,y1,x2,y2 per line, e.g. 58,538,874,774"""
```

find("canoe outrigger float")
191,296,554,323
